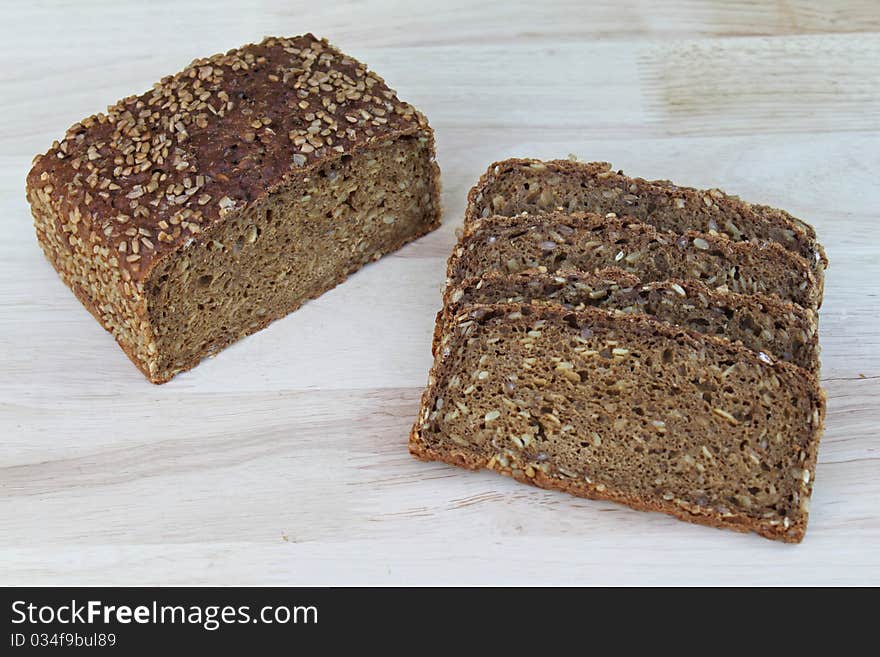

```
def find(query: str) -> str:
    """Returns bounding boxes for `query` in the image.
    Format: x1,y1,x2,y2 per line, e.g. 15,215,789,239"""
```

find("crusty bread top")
26,35,433,282
464,158,827,269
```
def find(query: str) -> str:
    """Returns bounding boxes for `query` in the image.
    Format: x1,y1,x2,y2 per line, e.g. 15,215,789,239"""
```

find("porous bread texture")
26,35,441,382
145,138,437,380
448,213,822,309
465,158,827,271
436,267,820,372
411,303,825,542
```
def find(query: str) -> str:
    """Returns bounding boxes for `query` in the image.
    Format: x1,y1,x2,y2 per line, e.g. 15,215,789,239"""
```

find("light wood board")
1,0,878,585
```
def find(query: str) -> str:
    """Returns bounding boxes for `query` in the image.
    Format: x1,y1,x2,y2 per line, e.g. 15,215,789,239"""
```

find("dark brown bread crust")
464,158,827,270
410,303,826,543
434,267,820,371
447,213,822,308
27,34,436,282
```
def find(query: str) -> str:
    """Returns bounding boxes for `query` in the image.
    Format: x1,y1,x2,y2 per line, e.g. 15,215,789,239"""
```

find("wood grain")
1,0,878,585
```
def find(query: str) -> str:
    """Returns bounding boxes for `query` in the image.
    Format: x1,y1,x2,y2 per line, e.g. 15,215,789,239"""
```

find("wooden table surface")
2,0,878,585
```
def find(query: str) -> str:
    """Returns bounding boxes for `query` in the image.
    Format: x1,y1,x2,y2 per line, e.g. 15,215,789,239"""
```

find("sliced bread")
447,213,822,308
411,303,825,542
465,158,826,271
436,268,819,371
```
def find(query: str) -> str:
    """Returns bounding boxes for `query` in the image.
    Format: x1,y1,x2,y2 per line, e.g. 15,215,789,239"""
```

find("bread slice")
411,303,825,542
448,213,822,308
436,268,819,372
26,35,441,383
465,158,827,271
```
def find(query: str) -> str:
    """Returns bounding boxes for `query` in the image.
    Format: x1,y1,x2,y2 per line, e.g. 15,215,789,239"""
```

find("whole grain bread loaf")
411,303,825,542
436,268,819,371
465,159,826,271
26,34,441,383
448,213,822,308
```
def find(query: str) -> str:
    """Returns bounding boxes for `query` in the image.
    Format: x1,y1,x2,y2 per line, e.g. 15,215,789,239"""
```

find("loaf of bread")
465,158,826,271
26,35,441,382
411,303,825,542
449,213,822,308
436,268,819,371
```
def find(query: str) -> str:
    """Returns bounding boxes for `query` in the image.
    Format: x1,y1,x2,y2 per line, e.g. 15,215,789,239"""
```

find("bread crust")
410,302,826,543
